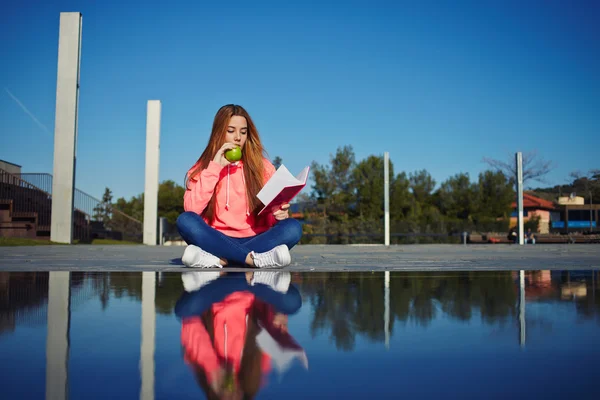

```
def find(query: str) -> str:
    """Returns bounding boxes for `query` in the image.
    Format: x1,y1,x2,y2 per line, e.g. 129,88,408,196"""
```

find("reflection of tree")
108,273,142,300
154,274,186,315
302,273,386,351
299,272,519,350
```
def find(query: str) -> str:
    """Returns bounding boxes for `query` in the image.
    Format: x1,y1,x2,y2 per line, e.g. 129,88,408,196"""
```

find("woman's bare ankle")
245,253,254,266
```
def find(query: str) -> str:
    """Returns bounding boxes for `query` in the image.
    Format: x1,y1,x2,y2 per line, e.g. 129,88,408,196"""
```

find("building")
0,160,21,182
510,193,556,234
551,195,599,233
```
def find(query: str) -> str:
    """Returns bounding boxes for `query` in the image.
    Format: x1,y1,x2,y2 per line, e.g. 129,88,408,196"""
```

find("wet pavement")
1,244,599,271
1,270,599,399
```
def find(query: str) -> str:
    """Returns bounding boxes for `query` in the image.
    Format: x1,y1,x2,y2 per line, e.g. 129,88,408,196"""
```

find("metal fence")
1,169,142,242
1,170,53,237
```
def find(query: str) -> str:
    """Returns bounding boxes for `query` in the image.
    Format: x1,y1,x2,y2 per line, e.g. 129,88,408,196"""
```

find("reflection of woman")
175,272,304,399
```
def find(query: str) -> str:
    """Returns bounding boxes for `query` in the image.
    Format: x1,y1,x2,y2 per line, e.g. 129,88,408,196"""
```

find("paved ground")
0,243,599,271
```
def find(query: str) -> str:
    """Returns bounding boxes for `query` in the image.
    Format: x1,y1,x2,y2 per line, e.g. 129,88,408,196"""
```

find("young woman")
176,104,302,269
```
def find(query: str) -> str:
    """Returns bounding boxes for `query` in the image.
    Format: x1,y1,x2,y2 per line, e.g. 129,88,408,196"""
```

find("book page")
295,165,310,184
257,164,306,205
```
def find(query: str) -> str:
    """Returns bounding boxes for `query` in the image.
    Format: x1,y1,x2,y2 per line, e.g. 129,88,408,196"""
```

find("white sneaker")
181,245,222,268
181,271,221,292
251,245,291,269
250,271,291,293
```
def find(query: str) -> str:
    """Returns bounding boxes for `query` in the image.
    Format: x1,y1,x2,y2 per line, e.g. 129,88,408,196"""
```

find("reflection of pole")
46,271,71,400
519,270,526,348
384,271,390,349
140,272,156,400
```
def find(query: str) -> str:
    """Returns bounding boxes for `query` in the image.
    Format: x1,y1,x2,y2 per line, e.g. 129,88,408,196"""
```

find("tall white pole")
140,272,156,400
384,152,390,246
143,101,161,245
516,152,524,245
51,12,82,244
46,271,71,400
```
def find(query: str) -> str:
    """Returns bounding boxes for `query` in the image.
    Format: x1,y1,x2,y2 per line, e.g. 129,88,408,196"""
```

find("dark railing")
1,170,53,237
0,169,142,243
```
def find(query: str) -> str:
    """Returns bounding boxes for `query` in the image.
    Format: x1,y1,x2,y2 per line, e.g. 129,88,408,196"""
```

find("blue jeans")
176,211,303,265
174,273,302,318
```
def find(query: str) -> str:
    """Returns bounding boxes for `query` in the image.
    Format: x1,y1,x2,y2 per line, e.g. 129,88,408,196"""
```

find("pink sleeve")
183,161,224,214
181,318,220,381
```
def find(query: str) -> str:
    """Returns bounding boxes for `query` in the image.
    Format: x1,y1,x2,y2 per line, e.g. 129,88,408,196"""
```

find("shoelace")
254,250,276,267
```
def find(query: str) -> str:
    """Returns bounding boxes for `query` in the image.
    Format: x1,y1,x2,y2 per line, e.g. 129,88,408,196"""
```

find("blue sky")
1,0,599,201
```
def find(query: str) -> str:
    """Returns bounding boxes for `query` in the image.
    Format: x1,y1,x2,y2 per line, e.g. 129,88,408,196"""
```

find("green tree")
409,169,436,206
436,173,476,221
352,155,391,220
310,145,356,217
93,187,113,227
158,180,185,225
474,170,514,223
273,156,283,169
390,172,411,220
113,194,144,221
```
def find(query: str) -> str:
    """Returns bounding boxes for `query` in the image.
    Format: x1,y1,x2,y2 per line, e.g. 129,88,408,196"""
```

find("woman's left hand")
272,203,290,220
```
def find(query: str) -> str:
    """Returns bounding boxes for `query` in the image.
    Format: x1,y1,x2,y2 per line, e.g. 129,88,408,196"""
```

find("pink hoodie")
184,158,277,237
180,292,273,383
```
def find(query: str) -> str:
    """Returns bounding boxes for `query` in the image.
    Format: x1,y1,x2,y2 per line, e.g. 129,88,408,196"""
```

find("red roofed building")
510,193,556,234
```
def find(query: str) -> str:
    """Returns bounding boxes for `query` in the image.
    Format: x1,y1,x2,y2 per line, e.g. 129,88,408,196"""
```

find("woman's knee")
176,211,204,233
281,218,303,246
177,211,195,230
278,286,302,315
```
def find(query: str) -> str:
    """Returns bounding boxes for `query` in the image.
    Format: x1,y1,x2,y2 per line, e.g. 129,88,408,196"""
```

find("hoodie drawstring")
222,315,248,364
240,167,250,216
225,165,230,210
225,162,249,216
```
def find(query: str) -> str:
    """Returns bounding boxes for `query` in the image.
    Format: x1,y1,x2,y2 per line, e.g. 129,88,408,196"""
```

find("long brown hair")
192,307,264,399
187,104,268,223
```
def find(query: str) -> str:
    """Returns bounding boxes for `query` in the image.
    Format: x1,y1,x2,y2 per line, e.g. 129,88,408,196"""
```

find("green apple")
225,146,242,162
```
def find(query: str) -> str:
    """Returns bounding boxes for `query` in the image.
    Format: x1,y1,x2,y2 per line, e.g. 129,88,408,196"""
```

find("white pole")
140,272,156,400
516,152,524,245
143,101,161,245
384,152,390,246
46,271,71,400
51,12,82,244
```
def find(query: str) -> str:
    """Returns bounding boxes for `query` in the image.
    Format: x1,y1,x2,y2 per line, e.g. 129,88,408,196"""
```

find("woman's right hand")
213,142,239,167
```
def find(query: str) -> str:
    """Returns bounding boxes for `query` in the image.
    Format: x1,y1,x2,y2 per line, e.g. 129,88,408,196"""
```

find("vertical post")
144,101,161,245
51,12,82,244
590,191,593,232
140,272,156,400
519,270,526,348
384,152,390,246
516,152,524,245
46,271,71,400
384,271,390,349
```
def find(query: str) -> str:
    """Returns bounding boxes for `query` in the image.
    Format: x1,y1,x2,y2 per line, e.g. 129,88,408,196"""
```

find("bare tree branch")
482,150,555,187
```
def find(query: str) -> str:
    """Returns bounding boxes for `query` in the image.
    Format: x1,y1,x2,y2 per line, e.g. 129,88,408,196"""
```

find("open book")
257,165,310,215
255,321,308,375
